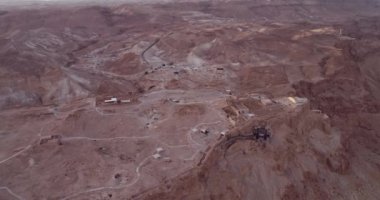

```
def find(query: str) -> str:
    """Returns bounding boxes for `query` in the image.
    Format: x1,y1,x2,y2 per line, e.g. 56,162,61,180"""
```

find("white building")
104,97,118,103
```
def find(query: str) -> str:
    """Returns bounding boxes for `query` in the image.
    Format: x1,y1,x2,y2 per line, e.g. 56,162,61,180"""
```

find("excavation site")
0,0,380,199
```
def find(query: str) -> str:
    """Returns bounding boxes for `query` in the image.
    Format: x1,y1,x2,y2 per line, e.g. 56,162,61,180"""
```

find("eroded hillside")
0,1,380,200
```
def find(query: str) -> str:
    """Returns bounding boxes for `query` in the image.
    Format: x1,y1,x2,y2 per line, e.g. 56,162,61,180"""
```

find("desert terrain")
0,0,380,199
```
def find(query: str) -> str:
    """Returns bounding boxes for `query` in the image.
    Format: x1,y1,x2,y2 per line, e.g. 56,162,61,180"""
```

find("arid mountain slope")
0,1,380,200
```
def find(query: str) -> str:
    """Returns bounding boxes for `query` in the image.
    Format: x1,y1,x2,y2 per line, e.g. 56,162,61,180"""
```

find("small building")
168,98,180,103
152,153,161,159
104,97,118,104
252,127,270,140
247,113,255,118
121,99,131,103
200,129,209,135
156,147,164,153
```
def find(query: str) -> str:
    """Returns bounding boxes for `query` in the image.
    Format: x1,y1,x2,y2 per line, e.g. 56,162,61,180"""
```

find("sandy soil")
0,0,380,200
